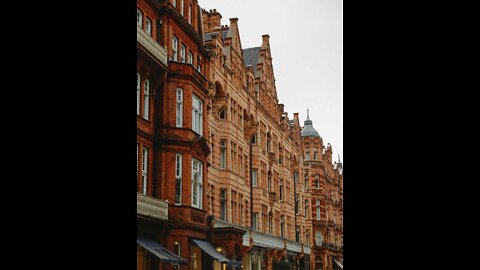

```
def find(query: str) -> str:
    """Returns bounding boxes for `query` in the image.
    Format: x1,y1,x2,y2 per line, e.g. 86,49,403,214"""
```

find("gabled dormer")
243,34,279,121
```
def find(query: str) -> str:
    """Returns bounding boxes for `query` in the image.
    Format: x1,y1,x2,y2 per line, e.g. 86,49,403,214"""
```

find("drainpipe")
250,135,254,229
294,172,297,241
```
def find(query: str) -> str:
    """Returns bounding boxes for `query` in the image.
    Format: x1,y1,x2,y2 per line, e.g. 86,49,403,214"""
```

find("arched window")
137,8,143,27
143,79,150,120
219,108,226,120
145,17,152,36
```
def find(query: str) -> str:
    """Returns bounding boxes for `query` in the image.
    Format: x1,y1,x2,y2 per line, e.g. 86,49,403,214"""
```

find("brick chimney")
202,9,222,33
326,143,333,164
278,104,285,118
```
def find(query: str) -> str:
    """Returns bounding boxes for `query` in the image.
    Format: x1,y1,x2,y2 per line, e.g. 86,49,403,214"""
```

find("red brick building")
301,111,343,270
202,8,312,270
137,2,342,270
137,1,214,270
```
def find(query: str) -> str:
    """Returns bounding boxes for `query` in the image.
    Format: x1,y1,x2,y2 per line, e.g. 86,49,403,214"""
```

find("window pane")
137,9,142,27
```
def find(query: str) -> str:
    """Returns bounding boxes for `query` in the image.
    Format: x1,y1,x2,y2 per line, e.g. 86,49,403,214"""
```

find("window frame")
252,213,258,230
143,79,150,120
192,94,203,135
176,88,183,127
137,73,141,115
142,147,149,195
137,8,143,28
220,188,227,221
191,158,203,209
145,17,152,36
175,154,182,205
180,44,186,63
172,36,178,61
252,168,257,187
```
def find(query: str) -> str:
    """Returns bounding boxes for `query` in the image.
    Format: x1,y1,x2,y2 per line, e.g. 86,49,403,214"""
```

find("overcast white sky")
199,0,343,164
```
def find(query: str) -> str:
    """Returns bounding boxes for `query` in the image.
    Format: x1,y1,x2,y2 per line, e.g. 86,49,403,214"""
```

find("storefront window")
189,245,202,270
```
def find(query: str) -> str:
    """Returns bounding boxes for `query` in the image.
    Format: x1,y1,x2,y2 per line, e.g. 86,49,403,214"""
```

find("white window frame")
252,213,258,230
137,73,140,115
180,0,184,16
175,154,182,205
137,8,143,28
188,51,193,65
176,88,183,127
197,56,202,73
172,36,178,61
180,44,186,63
192,95,203,135
191,158,203,209
172,0,176,8
251,169,257,187
145,17,152,36
142,147,149,195
143,79,150,120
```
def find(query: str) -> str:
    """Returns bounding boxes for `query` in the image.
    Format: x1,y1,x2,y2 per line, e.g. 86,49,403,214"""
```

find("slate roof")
203,31,229,42
242,47,261,67
301,113,321,137
203,32,216,42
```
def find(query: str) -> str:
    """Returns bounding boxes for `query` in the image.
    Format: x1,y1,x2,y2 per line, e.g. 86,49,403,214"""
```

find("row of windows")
218,188,247,226
176,89,203,135
137,8,153,36
251,213,310,243
138,146,204,209
171,36,202,73
137,81,203,134
172,0,193,25
305,147,326,161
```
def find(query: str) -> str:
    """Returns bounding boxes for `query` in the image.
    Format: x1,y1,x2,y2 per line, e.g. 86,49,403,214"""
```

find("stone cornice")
137,192,168,221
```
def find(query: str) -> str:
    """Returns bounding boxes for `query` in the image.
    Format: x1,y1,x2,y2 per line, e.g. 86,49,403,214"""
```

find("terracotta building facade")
137,1,342,270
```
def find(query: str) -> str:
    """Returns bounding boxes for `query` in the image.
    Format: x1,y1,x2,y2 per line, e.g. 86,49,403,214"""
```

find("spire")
337,154,343,169
304,109,313,126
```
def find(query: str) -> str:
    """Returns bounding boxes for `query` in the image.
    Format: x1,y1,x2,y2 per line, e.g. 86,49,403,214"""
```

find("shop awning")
137,237,188,265
333,258,343,269
192,239,233,264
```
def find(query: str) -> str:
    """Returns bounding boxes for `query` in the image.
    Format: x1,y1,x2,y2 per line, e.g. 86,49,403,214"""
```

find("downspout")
294,171,297,241
250,136,253,229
